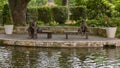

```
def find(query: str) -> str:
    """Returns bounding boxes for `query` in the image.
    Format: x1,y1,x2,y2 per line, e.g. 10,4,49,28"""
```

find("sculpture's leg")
33,29,38,39
28,28,32,39
34,32,37,39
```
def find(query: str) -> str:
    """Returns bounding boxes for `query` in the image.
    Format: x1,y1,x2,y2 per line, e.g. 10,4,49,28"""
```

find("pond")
0,45,120,68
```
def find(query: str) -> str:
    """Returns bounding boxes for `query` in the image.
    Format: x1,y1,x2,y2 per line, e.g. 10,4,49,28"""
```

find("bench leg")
47,33,52,39
66,34,68,39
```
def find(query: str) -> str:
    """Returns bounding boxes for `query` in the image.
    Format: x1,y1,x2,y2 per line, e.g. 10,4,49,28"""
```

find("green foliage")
110,17,120,26
116,26,120,35
54,0,76,6
0,0,7,12
86,19,104,27
0,0,8,25
75,0,88,6
86,17,119,27
28,0,47,7
103,16,118,27
25,0,120,27
69,0,76,6
38,7,52,23
75,19,82,26
54,0,62,6
87,0,108,19
27,7,38,22
115,0,120,12
37,20,45,26
48,21,59,26
52,6,67,24
2,4,13,25
37,6,88,24
70,6,86,20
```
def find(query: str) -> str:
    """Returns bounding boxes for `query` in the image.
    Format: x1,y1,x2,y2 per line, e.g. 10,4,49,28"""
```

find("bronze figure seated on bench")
64,19,89,39
27,20,53,39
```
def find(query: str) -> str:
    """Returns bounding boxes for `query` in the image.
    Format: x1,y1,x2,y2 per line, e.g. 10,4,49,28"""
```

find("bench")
38,30,53,39
64,31,88,39
27,20,53,39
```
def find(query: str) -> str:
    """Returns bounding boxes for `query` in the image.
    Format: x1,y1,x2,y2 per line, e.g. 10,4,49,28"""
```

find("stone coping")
0,34,119,47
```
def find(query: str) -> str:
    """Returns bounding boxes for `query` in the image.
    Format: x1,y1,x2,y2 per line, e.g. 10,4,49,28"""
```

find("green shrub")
86,17,120,27
38,7,52,23
27,7,38,22
86,19,105,27
70,6,86,20
27,6,88,25
111,17,120,26
86,19,99,27
48,21,59,26
37,20,44,26
26,6,120,27
52,6,67,24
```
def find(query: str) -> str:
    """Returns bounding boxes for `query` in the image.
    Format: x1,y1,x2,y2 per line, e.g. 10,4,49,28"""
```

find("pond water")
0,45,120,68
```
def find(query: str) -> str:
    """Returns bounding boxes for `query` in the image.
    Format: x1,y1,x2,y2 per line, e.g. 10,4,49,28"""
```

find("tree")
8,0,31,26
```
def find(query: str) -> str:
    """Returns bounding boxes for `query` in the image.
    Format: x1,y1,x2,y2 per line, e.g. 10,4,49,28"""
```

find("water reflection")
0,45,120,68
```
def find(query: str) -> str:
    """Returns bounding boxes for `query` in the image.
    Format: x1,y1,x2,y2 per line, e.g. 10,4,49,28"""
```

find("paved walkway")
0,34,119,47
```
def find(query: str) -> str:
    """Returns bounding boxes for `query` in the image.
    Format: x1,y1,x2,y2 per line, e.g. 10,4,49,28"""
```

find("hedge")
70,6,86,20
27,7,38,23
27,6,85,24
26,6,120,26
38,7,52,23
52,6,67,24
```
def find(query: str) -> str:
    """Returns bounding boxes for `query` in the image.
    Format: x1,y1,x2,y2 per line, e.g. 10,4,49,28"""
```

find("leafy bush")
86,17,120,27
110,17,120,26
27,7,38,22
27,6,91,25
37,20,44,26
26,6,120,27
38,7,52,23
70,6,86,20
86,19,100,27
48,21,59,26
52,6,67,24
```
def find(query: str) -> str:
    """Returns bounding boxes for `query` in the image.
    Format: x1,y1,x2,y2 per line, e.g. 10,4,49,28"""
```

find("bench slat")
38,30,53,39
64,31,88,39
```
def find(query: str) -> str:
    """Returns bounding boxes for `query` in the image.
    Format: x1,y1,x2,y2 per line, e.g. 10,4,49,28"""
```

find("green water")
0,45,120,68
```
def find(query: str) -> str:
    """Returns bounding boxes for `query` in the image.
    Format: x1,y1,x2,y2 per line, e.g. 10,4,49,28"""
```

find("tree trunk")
8,0,30,26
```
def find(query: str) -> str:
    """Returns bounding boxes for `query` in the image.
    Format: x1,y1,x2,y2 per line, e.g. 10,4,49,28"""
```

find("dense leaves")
0,0,120,26
52,7,67,23
0,0,8,12
2,4,13,25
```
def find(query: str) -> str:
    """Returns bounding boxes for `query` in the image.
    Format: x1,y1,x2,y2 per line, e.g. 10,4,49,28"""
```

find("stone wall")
0,26,107,37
